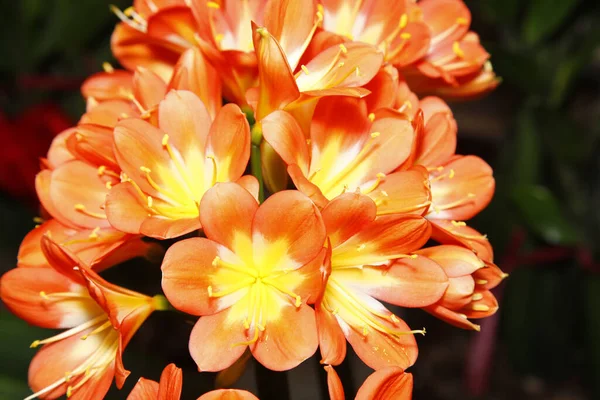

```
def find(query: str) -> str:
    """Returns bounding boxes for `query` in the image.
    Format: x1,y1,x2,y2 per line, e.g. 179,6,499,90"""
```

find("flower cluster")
0,0,505,399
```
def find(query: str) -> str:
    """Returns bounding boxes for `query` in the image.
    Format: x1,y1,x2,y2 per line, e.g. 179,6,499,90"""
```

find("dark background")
1,0,600,398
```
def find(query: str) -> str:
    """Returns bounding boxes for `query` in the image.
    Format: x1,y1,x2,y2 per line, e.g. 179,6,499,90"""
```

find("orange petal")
430,220,494,263
424,303,481,331
415,245,484,277
111,23,179,82
49,160,112,229
145,6,197,52
428,155,494,221
127,378,159,400
80,99,138,127
133,66,168,111
46,128,77,169
105,181,149,235
367,166,431,217
261,110,310,174
162,237,247,316
355,367,413,400
387,21,431,67
264,0,317,70
252,23,300,120
0,267,101,329
363,65,399,112
324,365,345,400
316,306,347,366
206,104,251,182
321,192,377,248
81,70,133,101
199,182,258,254
36,169,75,228
473,262,506,290
287,164,330,208
415,112,456,168
440,274,476,309
459,289,499,319
28,330,116,400
251,299,318,371
333,290,418,370
236,175,260,201
296,42,383,94
40,234,87,284
157,363,182,400
17,220,72,268
331,215,431,267
420,0,471,50
197,389,259,400
189,309,249,372
252,190,326,267
67,124,119,170
169,47,222,118
334,255,448,308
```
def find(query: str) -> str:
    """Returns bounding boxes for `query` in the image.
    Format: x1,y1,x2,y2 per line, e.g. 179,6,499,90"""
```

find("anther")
339,44,348,54
162,134,169,147
207,1,220,8
147,196,153,208
207,286,214,297
368,113,375,122
97,165,106,176
140,166,151,173
370,131,381,138
40,291,49,299
400,32,412,40
105,181,112,189
453,41,465,58
102,62,114,73
399,14,408,30
456,17,468,25
475,279,488,285
357,244,367,252
472,293,484,301
294,296,302,308
301,65,310,75
89,227,100,239
471,304,490,312
30,340,41,348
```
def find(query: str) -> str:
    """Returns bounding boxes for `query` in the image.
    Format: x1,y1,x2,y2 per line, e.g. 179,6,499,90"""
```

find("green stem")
251,143,265,203
251,124,265,203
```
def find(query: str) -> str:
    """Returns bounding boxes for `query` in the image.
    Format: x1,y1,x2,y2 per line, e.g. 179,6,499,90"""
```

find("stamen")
207,155,218,187
472,293,484,301
400,32,412,40
74,204,106,219
471,303,490,312
81,320,112,340
368,113,375,122
399,14,408,30
89,227,101,239
212,256,257,277
361,172,385,195
430,193,476,213
453,41,465,58
339,44,348,54
301,65,310,75
30,315,108,348
475,279,488,285
207,278,255,298
261,277,302,308
207,1,220,8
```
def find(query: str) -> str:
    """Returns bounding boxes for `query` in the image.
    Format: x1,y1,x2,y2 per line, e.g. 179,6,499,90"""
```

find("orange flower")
251,24,384,122
105,90,253,239
111,1,195,82
0,236,165,399
127,363,259,400
161,183,327,371
390,87,496,262
262,97,431,217
316,0,430,67
316,193,447,369
416,245,506,330
192,0,321,105
401,0,500,98
325,364,413,399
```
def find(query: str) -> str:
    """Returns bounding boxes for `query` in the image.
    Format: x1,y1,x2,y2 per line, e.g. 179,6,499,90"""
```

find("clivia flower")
325,364,413,400
0,236,166,399
105,90,253,239
416,245,505,330
161,183,328,371
127,363,259,400
261,96,431,217
401,0,500,98
316,192,448,369
314,0,431,67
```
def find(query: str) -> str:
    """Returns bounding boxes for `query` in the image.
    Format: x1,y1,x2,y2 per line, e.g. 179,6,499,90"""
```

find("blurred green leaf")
522,0,581,46
485,44,548,96
478,0,521,26
511,185,581,245
512,108,541,186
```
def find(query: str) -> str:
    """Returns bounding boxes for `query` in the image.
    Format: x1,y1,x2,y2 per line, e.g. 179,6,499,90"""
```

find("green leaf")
512,109,541,186
522,0,581,46
511,185,581,245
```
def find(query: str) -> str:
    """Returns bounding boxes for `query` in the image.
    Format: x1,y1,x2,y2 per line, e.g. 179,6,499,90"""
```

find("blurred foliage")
468,0,600,396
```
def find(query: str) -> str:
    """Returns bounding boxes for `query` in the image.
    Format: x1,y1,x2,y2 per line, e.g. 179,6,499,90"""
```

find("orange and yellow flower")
316,192,448,369
416,245,506,330
161,183,328,371
401,0,500,98
0,236,165,399
262,97,431,217
105,90,253,239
